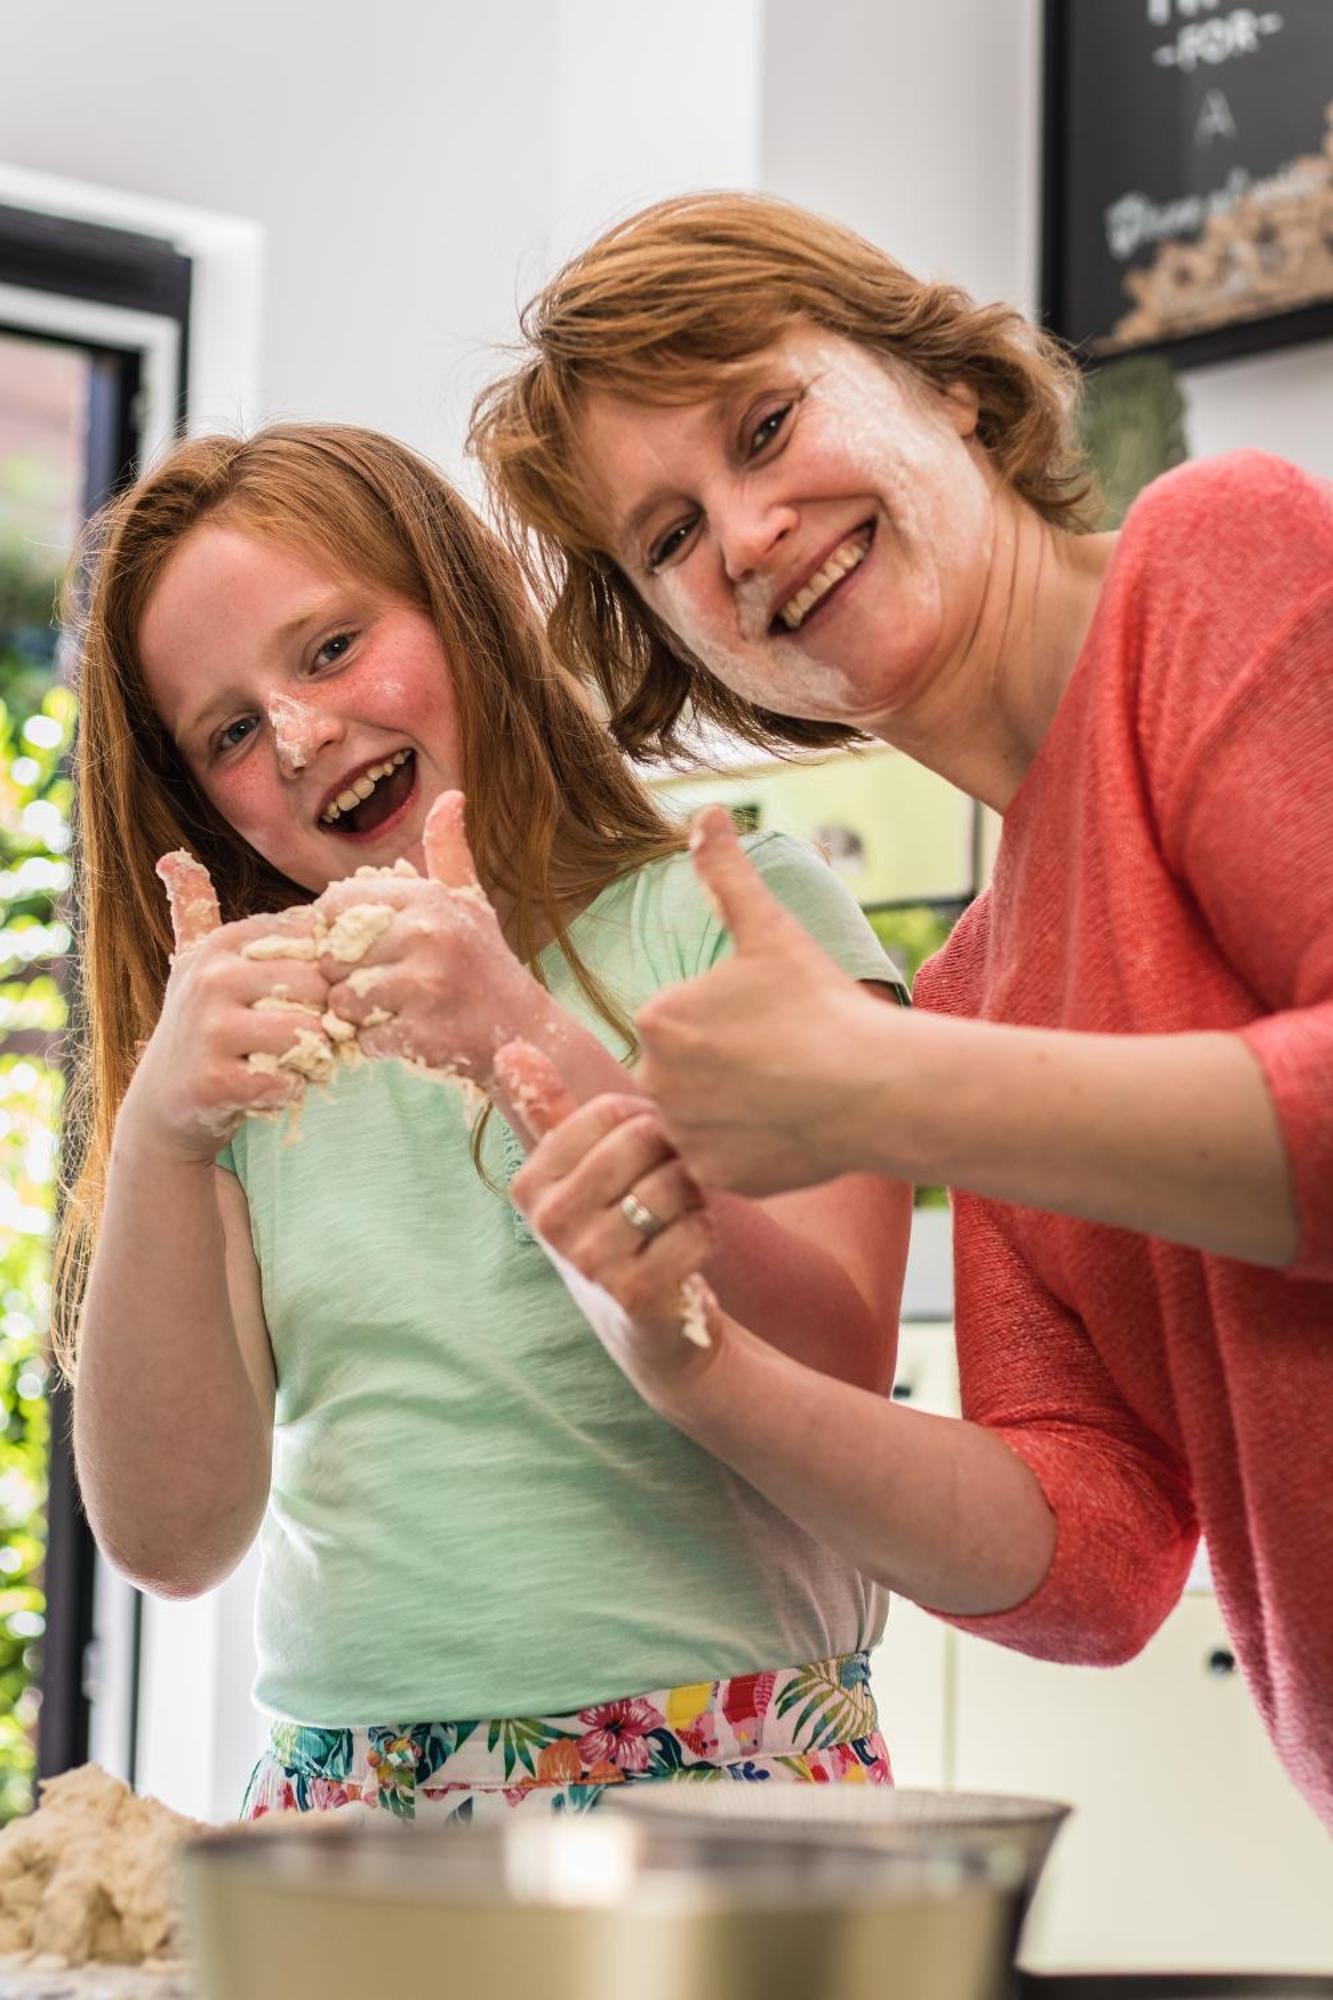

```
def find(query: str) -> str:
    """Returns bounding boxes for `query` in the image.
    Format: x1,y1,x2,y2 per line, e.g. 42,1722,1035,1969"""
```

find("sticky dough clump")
236,886,481,1132
0,1763,201,1969
678,1274,715,1350
320,903,393,964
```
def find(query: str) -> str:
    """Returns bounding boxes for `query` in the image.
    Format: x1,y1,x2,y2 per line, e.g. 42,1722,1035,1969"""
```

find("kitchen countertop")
5,1956,1328,1999
0,1966,192,2000
1018,1977,1333,1998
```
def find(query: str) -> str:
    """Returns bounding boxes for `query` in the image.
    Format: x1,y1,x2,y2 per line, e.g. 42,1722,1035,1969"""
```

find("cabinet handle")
1205,1646,1237,1677
891,1381,914,1402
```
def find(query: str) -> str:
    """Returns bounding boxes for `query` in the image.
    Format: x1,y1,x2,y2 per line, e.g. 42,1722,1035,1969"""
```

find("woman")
60,421,909,1817
471,193,1333,1824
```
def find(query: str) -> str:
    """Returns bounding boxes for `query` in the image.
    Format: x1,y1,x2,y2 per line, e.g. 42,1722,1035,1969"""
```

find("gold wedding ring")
620,1191,667,1242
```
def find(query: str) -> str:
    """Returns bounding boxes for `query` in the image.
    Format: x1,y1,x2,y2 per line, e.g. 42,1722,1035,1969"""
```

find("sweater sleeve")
1162,579,1333,1281
928,1194,1198,1664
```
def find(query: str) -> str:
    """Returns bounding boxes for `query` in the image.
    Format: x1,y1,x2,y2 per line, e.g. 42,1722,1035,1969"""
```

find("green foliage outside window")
865,902,958,1212
0,544,73,1820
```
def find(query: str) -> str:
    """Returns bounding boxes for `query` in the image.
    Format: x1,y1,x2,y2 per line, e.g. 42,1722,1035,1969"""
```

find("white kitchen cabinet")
870,1321,1333,1974
870,1596,953,1790
869,1318,962,1787
954,1596,1333,1973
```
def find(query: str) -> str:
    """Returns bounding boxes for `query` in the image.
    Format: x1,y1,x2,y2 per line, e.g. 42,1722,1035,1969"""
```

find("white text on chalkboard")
1151,8,1285,72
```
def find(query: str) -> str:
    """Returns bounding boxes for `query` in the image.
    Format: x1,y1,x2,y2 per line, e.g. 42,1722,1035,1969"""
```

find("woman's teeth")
778,528,872,631
321,749,411,825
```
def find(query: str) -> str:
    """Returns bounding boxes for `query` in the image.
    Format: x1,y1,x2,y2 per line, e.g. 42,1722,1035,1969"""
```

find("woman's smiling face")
579,323,998,733
138,522,461,892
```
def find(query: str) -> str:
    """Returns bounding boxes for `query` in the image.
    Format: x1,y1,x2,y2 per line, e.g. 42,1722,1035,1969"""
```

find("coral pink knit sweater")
913,452,1333,1825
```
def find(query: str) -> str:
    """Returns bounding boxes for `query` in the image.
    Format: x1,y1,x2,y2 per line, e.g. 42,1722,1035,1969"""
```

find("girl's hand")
636,808,889,1195
121,853,332,1163
318,792,547,1084
499,1041,720,1398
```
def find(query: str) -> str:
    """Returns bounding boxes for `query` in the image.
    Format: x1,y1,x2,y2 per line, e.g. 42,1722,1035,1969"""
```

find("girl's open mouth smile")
319,748,418,842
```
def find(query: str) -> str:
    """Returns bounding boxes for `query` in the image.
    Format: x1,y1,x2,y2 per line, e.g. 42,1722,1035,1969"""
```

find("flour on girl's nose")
267,693,322,770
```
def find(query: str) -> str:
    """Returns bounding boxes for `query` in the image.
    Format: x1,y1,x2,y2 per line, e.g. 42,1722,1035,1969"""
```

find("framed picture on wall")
1041,0,1333,369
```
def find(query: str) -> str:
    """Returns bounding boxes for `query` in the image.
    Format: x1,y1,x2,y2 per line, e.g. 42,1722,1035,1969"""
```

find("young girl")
59,422,911,1820
471,192,1333,1826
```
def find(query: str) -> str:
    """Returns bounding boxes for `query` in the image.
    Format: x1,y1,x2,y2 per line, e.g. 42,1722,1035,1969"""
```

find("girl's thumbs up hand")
119,852,331,1163
636,809,891,1197
317,791,550,1083
156,849,222,955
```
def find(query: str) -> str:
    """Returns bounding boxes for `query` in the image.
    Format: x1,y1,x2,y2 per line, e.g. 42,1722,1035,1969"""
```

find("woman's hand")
636,808,893,1195
499,1041,720,1399
121,853,331,1164
318,792,548,1085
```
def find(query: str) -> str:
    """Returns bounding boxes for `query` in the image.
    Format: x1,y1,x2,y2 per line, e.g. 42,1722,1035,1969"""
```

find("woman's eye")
748,403,792,456
313,630,355,670
646,520,697,573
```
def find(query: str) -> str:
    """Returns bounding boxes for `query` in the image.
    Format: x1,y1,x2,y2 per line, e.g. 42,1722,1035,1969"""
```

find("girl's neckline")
534,848,677,969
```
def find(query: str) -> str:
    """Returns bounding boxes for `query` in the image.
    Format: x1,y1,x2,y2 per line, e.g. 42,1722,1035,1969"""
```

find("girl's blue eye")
314,631,354,668
218,715,258,753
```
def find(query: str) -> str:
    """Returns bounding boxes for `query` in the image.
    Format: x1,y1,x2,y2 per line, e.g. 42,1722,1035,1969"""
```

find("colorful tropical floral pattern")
242,1652,891,1823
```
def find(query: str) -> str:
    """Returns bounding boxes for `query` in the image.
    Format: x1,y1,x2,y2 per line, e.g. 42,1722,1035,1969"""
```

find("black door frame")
0,201,191,1787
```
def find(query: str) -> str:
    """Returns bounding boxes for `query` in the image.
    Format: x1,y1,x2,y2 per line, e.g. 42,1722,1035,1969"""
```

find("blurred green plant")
865,902,958,1211
0,540,73,1820
864,901,955,989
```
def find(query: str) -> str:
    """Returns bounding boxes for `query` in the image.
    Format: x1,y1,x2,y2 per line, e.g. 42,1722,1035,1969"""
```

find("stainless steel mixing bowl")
613,1786,1071,1917
183,1809,1029,2000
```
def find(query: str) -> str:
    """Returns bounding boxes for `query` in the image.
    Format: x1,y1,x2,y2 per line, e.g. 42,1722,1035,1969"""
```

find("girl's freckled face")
579,325,997,732
137,524,461,891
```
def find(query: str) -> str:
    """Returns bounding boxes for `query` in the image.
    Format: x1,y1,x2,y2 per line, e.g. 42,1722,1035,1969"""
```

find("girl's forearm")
701,1184,905,1391
851,1009,1297,1268
659,1316,1055,1614
73,1123,271,1597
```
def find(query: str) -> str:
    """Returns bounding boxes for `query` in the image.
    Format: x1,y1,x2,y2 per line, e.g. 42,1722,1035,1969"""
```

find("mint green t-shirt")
221,834,902,1726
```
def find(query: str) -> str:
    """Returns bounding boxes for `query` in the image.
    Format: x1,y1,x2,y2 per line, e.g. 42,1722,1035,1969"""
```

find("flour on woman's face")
582,326,997,735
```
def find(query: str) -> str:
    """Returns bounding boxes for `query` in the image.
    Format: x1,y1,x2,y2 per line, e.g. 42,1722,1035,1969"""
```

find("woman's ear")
940,379,981,438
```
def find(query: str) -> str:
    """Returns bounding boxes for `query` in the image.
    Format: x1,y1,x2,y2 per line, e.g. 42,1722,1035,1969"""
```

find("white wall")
547,0,763,282
1184,341,1333,482
761,0,1042,309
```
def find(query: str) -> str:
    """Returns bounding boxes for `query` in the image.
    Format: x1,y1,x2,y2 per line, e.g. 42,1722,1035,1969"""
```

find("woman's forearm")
851,1009,1297,1268
507,993,901,1386
73,1121,271,1598
658,1316,1056,1614
637,820,1299,1268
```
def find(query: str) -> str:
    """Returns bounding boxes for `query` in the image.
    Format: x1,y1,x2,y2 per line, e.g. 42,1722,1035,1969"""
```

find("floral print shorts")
241,1651,892,1823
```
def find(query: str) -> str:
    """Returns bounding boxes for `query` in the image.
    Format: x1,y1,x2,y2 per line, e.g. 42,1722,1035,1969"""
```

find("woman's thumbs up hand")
636,809,892,1197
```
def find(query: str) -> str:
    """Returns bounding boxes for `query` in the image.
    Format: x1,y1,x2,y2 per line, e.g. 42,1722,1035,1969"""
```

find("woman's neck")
875,491,1119,814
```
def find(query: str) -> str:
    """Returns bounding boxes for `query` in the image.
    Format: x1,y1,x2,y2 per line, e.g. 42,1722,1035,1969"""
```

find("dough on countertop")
0,1766,201,1970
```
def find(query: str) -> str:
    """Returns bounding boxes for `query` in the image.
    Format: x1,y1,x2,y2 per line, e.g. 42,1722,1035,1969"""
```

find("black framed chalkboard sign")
1041,0,1333,369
